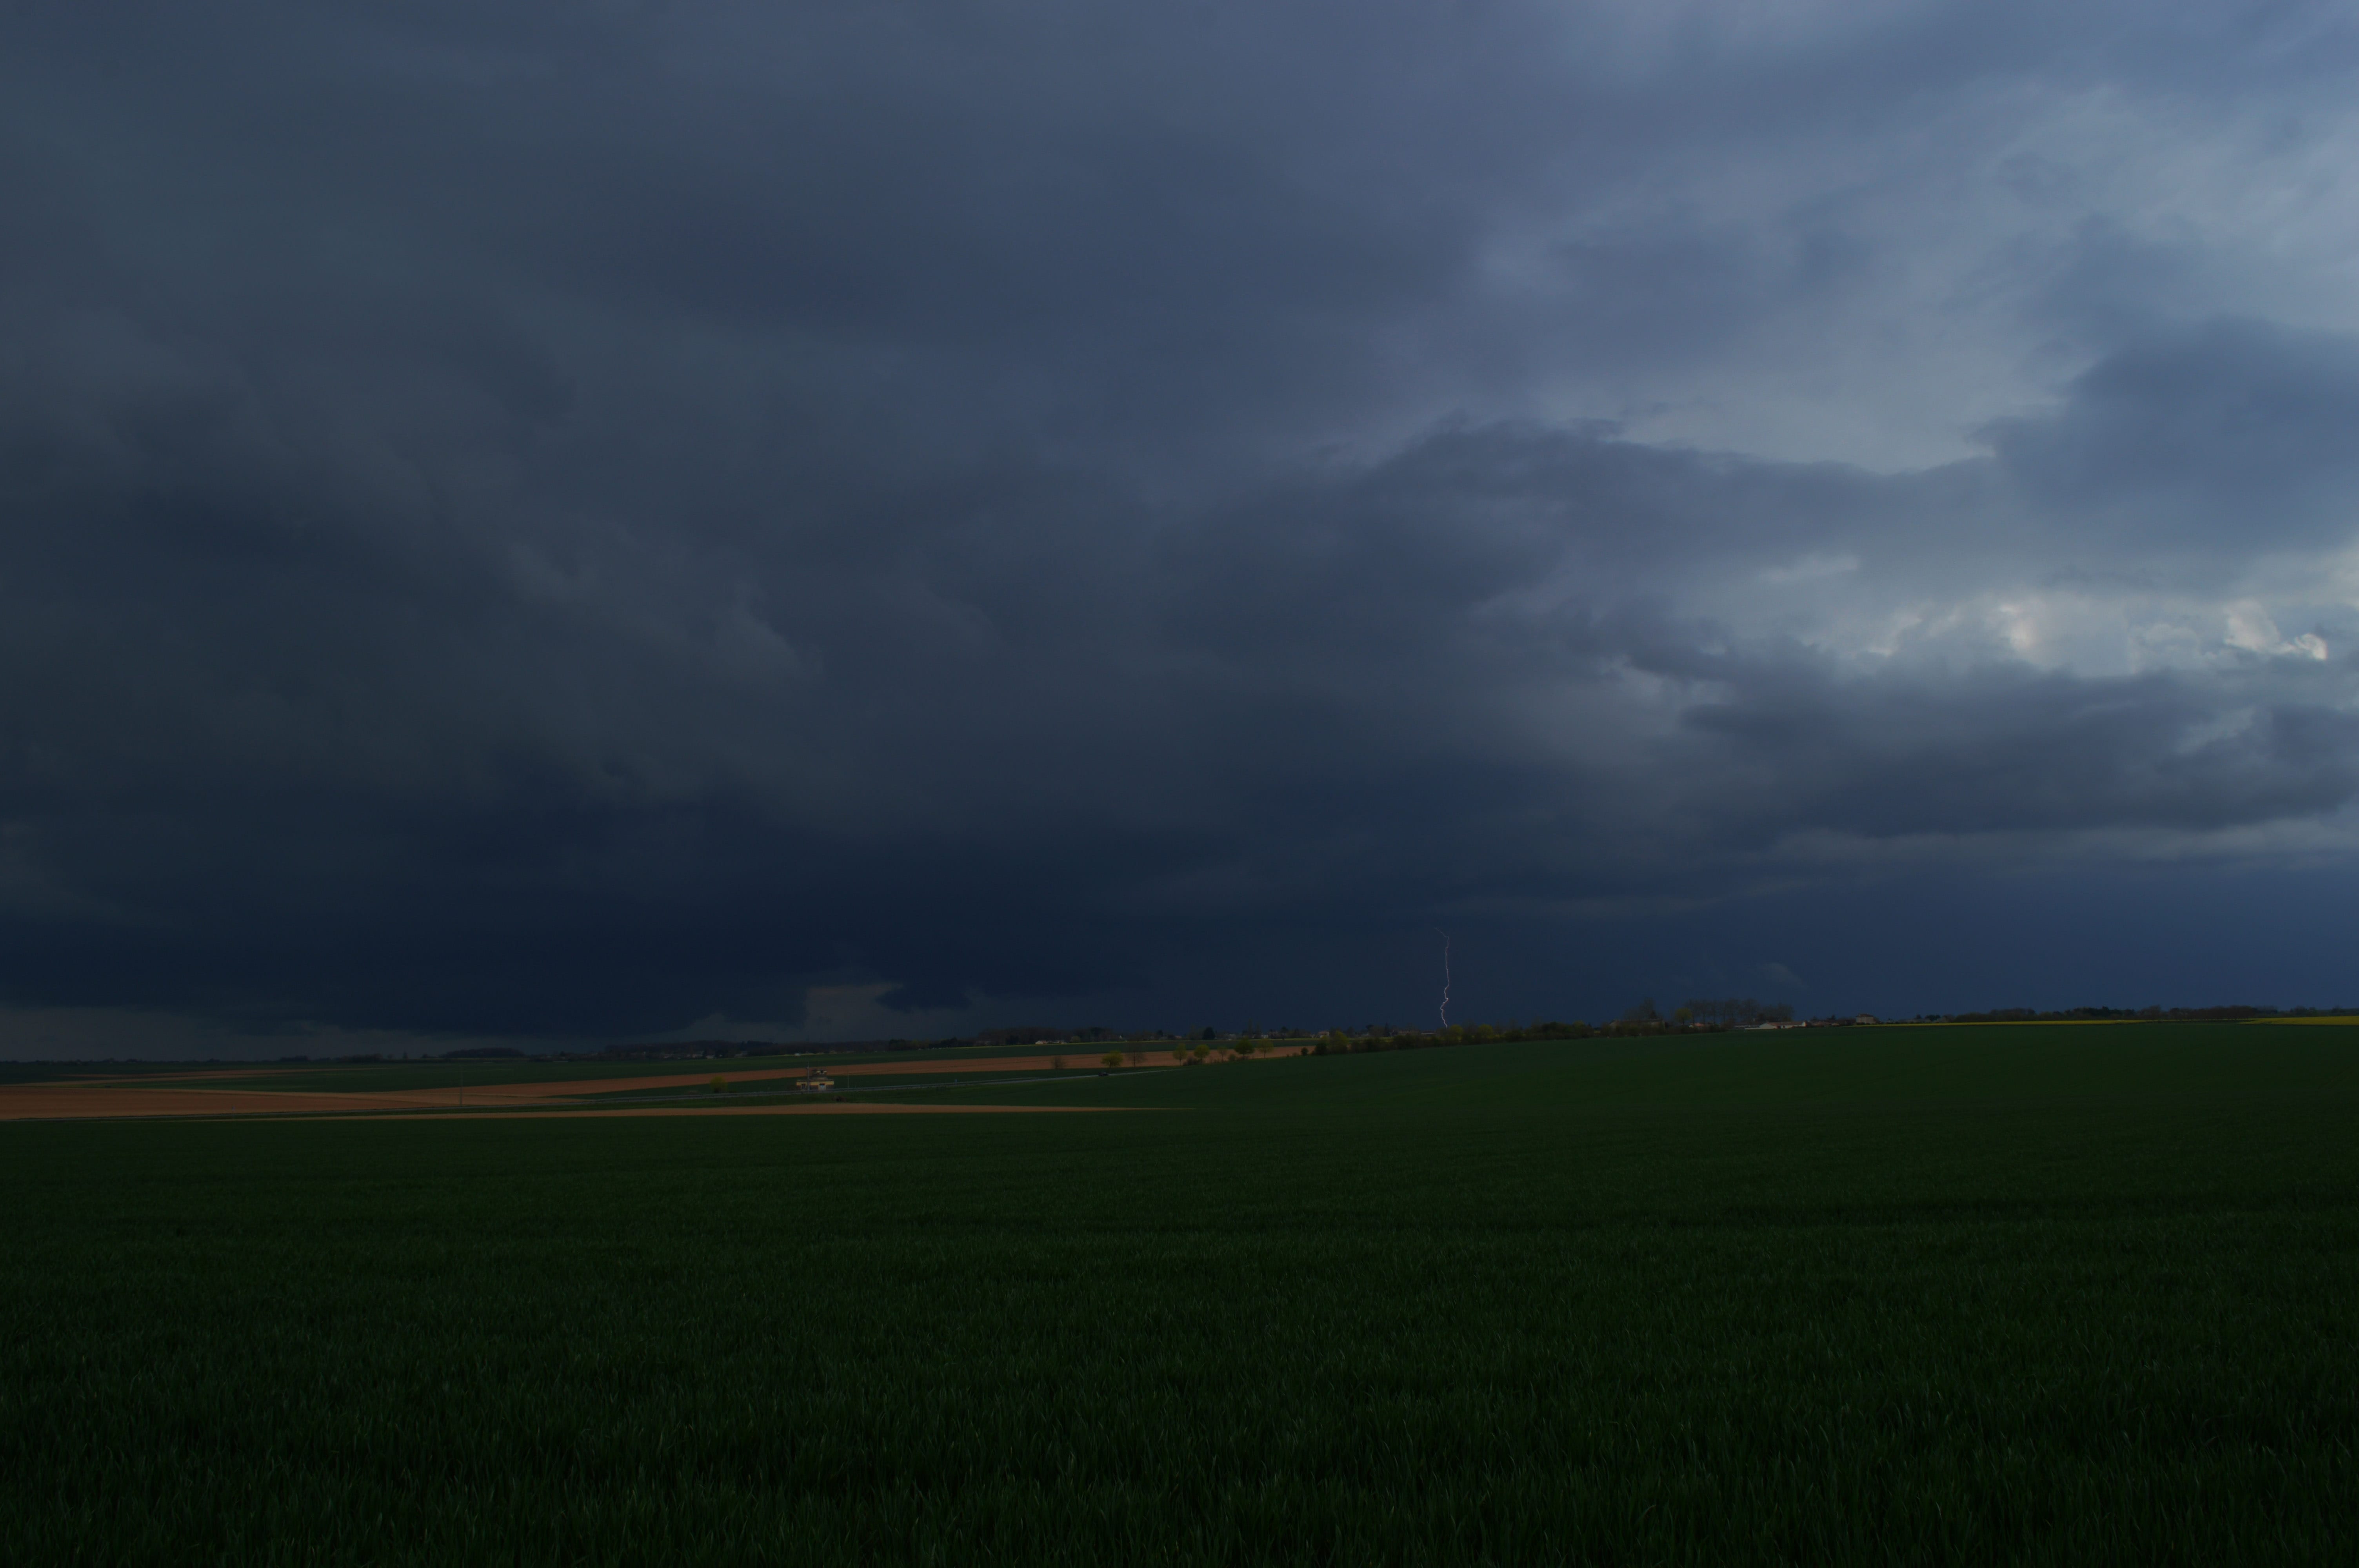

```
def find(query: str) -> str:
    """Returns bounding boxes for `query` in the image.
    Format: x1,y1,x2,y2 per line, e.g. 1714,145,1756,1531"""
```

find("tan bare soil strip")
0,1083,1133,1122
0,1067,1166,1121
62,1067,291,1085
21,1063,834,1108
305,1103,1130,1120
0,1045,1272,1120
0,1083,615,1120
0,1073,798,1118
2,1088,430,1119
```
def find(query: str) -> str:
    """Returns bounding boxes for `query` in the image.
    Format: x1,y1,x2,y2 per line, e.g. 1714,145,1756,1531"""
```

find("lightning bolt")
1433,927,1452,1029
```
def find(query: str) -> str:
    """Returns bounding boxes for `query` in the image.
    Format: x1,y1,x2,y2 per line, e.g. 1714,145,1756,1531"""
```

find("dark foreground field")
5,1026,2355,1565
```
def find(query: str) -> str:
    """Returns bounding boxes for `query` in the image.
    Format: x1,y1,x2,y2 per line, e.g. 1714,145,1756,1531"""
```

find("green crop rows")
4,1026,2354,1564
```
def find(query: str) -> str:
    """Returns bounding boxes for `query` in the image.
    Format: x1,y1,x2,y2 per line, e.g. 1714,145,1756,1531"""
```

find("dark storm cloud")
7,1,2359,1044
1986,319,2359,549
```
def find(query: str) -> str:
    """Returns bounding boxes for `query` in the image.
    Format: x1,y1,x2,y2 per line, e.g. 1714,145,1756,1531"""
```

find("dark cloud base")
7,3,2359,1050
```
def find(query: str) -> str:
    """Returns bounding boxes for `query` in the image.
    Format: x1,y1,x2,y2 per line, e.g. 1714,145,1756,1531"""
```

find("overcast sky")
8,1,2359,1056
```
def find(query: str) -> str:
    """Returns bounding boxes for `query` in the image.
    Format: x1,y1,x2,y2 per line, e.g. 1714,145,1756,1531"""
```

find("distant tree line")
1930,1004,2351,1024
568,999,2353,1065
1668,998,1796,1026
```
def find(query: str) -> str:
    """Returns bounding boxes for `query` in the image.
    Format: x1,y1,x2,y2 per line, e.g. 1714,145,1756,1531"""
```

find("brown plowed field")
62,1067,290,1085
0,1046,1278,1121
0,1081,1136,1122
0,1067,821,1119
0,1085,551,1120
307,1103,1129,1120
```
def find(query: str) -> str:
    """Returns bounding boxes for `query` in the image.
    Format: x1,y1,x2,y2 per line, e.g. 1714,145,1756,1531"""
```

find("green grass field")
4,1026,2354,1564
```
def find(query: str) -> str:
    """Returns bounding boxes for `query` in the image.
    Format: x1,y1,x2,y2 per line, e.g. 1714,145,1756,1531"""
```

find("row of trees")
1935,1003,2352,1023
559,996,2359,1069
1094,1040,1299,1068
1663,997,1796,1027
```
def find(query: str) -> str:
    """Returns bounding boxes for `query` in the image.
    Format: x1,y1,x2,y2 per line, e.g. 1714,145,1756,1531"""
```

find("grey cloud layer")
5,1,2359,1038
